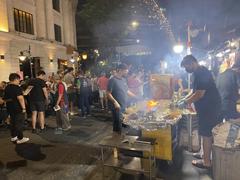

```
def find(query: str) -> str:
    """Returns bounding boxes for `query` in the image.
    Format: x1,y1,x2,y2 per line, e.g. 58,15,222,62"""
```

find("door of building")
58,59,68,71
19,57,40,78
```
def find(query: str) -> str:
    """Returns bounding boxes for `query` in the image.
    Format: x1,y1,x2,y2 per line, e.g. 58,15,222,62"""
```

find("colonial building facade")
0,0,78,81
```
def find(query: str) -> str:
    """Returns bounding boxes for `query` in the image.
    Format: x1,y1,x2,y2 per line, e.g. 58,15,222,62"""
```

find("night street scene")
1,0,240,179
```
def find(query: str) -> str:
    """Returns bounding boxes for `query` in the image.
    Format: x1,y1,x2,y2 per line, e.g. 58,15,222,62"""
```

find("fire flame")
147,100,158,108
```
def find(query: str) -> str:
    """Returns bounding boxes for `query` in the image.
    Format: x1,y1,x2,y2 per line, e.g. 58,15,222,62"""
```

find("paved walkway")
0,109,213,180
0,109,112,180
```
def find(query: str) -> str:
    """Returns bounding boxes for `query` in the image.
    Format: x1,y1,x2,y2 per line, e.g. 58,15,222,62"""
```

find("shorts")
67,93,76,102
198,111,222,137
30,101,45,112
99,90,107,98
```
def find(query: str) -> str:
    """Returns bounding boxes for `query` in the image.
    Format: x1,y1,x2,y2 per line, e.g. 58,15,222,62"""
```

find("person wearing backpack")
54,74,71,134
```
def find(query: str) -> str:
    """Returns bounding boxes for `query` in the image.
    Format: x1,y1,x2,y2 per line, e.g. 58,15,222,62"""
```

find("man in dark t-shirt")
28,70,48,133
107,64,136,134
179,55,222,169
4,73,29,144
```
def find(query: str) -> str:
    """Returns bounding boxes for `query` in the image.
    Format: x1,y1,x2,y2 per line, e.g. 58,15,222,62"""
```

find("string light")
140,0,175,43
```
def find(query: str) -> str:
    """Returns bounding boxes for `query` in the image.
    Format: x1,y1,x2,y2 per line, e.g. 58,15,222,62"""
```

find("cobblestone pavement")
0,108,213,180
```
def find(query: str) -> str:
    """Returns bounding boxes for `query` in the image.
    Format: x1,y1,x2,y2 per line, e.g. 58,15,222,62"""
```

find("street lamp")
18,45,33,78
70,56,75,63
131,21,139,28
82,53,88,60
173,44,184,54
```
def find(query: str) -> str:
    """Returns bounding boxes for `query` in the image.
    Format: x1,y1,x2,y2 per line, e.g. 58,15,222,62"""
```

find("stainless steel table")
183,112,198,152
99,135,156,180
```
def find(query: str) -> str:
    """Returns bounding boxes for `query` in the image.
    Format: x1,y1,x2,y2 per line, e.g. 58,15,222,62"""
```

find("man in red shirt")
97,72,109,109
54,74,71,133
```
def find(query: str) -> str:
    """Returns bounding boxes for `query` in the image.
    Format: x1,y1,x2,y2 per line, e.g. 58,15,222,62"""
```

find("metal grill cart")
123,100,182,162
99,135,156,179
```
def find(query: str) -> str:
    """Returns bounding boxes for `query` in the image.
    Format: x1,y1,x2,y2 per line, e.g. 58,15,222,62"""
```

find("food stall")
99,74,199,178
122,74,189,162
124,99,182,161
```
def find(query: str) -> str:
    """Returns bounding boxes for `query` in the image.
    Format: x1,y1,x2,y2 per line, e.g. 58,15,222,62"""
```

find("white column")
72,11,77,48
62,0,71,45
69,1,74,46
36,0,47,39
0,0,9,32
6,0,14,32
45,0,54,40
72,0,78,48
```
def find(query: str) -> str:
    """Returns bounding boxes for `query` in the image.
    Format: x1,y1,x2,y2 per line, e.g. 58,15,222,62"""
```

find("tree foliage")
79,0,138,46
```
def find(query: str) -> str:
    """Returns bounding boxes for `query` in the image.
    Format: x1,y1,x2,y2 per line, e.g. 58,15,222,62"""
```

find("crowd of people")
0,54,240,171
0,64,150,144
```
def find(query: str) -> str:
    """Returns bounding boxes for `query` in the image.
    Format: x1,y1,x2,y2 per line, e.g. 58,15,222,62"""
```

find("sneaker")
39,128,46,133
32,129,37,133
16,137,29,144
63,125,71,131
11,136,18,142
54,128,63,135
70,112,74,116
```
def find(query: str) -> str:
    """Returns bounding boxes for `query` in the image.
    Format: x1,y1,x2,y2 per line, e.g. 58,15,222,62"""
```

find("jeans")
10,113,25,139
112,108,124,133
76,93,81,109
79,93,90,116
56,108,71,129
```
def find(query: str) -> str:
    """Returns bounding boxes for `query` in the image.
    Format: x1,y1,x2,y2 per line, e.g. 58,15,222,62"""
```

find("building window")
52,0,60,12
14,8,34,35
54,24,62,42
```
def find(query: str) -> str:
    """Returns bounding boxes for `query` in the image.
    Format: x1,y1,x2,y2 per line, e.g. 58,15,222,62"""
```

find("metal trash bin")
213,145,240,180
